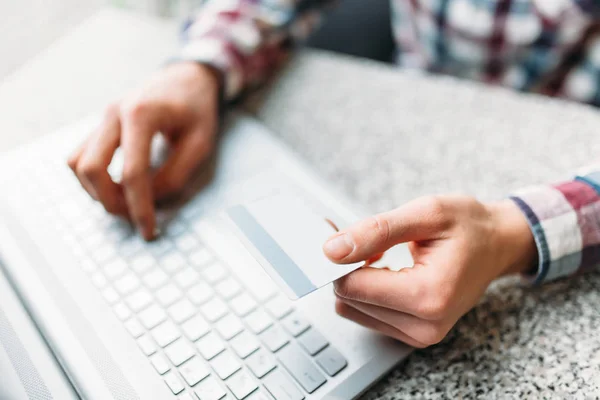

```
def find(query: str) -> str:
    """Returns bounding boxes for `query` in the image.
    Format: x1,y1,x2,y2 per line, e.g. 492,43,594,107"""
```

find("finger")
76,111,127,215
120,114,156,241
340,298,448,347
67,137,89,172
335,299,427,348
69,137,100,199
152,125,215,201
324,196,451,263
333,266,446,320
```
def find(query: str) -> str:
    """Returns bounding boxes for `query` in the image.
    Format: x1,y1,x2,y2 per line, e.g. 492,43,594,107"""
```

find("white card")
224,193,363,300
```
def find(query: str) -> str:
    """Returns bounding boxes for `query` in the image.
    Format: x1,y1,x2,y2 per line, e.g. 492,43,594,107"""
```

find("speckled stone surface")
248,51,600,399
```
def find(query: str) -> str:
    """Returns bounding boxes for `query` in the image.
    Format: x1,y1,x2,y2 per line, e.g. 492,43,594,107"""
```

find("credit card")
223,193,363,300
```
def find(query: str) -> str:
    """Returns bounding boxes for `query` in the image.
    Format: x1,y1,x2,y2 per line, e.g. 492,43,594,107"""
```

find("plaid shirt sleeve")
178,0,333,101
510,166,600,285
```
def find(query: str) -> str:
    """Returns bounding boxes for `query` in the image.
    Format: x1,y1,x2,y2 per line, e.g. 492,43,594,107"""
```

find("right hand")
68,62,221,240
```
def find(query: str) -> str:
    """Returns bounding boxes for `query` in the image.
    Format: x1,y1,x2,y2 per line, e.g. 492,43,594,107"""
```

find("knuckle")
367,215,390,246
67,156,78,171
420,323,449,346
121,165,145,186
418,292,452,320
421,195,453,229
122,100,150,122
77,160,102,181
423,195,446,217
103,103,120,120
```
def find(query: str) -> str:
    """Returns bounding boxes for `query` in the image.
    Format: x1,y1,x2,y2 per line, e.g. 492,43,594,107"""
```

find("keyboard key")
247,390,272,400
91,271,108,289
230,293,257,317
161,253,187,274
187,281,215,305
214,314,244,340
150,353,170,375
151,320,181,347
165,339,195,366
80,258,97,273
259,326,289,352
119,237,144,258
211,350,241,379
174,234,198,253
168,299,196,324
143,267,168,289
102,287,119,304
137,334,157,356
277,345,326,393
148,240,173,257
245,277,276,303
130,254,155,274
114,273,140,295
297,329,328,356
113,302,131,321
174,267,200,289
179,356,211,386
263,369,305,400
165,221,186,238
215,278,242,300
124,318,144,338
227,370,258,399
164,372,185,395
200,298,228,322
315,346,347,377
202,262,228,284
156,283,183,307
244,310,273,334
138,304,167,329
193,376,227,400
188,248,212,268
103,259,127,280
92,243,116,264
246,349,276,378
230,332,260,359
125,289,152,312
181,315,210,341
281,313,310,337
196,332,226,360
265,296,293,320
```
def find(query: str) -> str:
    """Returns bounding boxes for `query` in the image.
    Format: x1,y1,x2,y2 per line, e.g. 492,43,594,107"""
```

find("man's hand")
68,62,221,240
323,196,536,348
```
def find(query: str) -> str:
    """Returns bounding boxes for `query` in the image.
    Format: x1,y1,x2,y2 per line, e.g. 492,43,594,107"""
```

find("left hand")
323,195,536,348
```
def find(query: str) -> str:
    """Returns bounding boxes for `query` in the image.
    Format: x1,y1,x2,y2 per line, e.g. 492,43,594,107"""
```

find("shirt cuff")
510,178,600,285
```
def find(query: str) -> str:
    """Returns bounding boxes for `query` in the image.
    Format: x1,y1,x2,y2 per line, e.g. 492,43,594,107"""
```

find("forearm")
178,0,335,100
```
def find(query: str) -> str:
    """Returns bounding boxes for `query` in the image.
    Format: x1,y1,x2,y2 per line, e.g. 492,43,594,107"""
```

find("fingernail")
324,233,354,260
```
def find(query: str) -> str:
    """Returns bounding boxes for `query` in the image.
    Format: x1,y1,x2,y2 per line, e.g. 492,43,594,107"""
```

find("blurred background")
0,0,395,81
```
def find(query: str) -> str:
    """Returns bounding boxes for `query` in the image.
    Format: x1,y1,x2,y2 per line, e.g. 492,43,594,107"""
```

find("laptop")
0,113,413,400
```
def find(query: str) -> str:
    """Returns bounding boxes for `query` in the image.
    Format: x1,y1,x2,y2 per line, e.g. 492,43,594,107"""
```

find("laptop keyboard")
10,158,348,400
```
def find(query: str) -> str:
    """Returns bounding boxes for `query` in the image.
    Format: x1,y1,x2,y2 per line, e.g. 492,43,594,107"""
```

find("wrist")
487,199,538,277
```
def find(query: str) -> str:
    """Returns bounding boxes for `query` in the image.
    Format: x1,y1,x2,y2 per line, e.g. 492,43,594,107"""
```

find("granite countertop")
249,51,600,399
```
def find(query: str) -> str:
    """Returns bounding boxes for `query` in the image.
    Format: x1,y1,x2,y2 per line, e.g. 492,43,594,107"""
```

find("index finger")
120,116,156,240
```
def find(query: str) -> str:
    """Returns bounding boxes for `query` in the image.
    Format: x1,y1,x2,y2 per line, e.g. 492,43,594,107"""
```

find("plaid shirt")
179,0,600,284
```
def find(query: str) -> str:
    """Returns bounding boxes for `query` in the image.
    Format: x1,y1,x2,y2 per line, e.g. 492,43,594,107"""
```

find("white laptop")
0,114,412,400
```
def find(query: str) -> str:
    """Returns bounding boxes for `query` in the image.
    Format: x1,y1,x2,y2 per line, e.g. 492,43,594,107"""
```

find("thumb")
323,197,450,264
